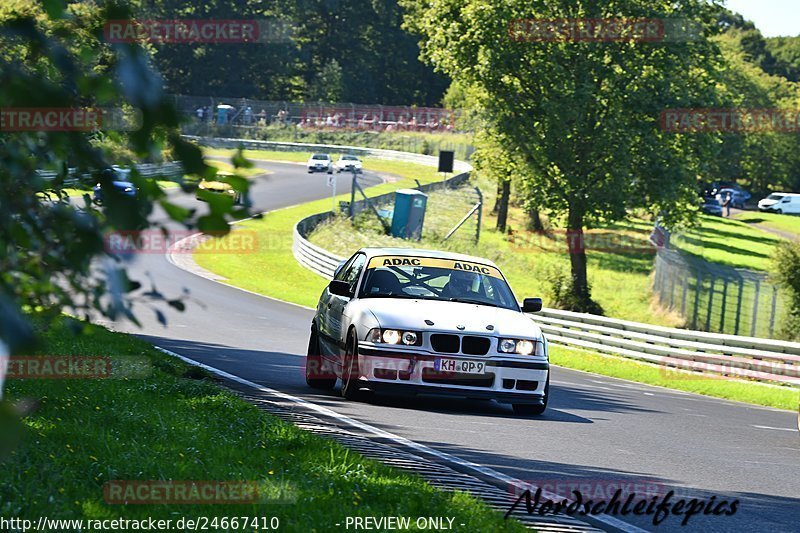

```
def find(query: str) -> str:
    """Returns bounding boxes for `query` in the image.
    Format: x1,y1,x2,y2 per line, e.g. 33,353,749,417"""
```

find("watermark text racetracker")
508,18,702,43
3,356,151,379
0,108,140,132
661,108,800,133
104,19,293,44
105,230,259,255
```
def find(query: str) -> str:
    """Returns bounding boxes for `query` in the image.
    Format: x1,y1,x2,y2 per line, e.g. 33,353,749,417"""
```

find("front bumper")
355,344,548,405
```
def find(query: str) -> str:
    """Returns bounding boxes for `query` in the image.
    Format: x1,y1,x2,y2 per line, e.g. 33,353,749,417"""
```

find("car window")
334,255,357,281
312,154,329,160
341,254,366,291
359,255,518,310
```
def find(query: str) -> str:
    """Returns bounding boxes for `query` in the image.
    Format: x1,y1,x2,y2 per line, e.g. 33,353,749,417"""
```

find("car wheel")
776,209,783,214
512,376,548,416
305,327,336,390
341,330,364,400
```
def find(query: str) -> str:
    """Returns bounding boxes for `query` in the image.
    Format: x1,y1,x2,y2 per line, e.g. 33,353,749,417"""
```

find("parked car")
196,172,241,204
336,154,363,173
700,196,723,216
305,247,550,415
306,153,333,174
716,187,751,209
758,193,800,214
93,167,136,205
702,181,750,201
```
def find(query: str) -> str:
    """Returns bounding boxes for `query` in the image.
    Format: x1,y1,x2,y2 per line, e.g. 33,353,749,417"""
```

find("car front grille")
461,336,491,355
430,334,460,353
429,334,492,355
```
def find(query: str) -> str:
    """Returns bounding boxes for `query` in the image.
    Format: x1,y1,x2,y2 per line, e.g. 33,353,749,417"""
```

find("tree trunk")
496,180,510,233
492,182,502,214
527,206,544,231
566,206,595,311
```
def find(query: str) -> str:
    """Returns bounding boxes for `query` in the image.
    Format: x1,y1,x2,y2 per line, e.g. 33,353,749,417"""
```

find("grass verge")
1,318,523,531
733,210,800,240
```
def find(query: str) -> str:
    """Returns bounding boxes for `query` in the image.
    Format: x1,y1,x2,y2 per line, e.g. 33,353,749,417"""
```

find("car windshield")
767,194,785,200
342,155,358,160
359,255,518,310
312,154,329,160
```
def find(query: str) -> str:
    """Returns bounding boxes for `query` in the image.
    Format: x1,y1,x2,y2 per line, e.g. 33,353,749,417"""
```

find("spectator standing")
722,192,732,217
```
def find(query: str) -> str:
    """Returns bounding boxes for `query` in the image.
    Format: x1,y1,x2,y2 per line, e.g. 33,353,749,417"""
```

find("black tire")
512,376,549,416
776,209,783,214
341,331,364,400
305,328,336,389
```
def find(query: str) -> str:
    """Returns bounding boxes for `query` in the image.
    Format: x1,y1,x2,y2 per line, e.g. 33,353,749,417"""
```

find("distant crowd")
191,104,457,133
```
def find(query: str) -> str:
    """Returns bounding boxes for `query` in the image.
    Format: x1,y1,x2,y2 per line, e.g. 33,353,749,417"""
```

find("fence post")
705,277,715,331
691,275,702,330
751,279,761,337
719,278,728,333
681,275,688,315
769,285,778,338
475,187,483,242
734,278,743,335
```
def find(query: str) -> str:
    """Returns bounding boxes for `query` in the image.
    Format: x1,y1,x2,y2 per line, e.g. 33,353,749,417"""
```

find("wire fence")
172,95,462,132
344,175,482,246
653,247,786,338
172,95,476,161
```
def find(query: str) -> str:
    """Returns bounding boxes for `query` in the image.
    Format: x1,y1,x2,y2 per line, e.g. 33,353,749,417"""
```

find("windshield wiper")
447,297,500,308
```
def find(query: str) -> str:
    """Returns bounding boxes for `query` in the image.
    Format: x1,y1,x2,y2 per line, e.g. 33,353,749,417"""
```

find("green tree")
309,58,344,102
0,1,251,397
403,0,724,312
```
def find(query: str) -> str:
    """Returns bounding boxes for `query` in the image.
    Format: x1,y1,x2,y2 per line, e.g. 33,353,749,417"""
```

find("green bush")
772,241,800,340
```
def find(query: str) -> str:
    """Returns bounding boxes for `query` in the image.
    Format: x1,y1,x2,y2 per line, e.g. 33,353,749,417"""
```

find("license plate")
434,359,485,374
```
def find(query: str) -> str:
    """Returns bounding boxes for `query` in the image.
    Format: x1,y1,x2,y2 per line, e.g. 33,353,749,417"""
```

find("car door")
328,253,366,359
317,254,356,356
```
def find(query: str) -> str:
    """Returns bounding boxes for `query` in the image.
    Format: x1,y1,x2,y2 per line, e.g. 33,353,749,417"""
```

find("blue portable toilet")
216,104,234,124
390,189,427,240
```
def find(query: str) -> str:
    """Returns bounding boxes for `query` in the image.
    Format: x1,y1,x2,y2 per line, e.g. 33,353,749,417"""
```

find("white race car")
335,154,363,173
305,248,550,415
307,153,333,174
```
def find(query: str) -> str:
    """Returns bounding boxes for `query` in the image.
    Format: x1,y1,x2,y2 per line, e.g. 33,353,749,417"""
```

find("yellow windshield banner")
367,255,503,279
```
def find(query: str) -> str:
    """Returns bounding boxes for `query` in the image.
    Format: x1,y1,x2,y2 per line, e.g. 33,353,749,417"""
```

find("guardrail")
37,162,184,186
193,134,799,388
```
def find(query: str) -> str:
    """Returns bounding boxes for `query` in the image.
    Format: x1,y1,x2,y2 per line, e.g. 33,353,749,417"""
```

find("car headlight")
367,328,421,346
383,329,401,344
499,338,544,356
516,340,535,355
499,339,517,353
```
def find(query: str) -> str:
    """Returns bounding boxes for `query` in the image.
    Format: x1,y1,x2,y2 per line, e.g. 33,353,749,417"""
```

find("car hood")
759,199,779,206
358,298,543,339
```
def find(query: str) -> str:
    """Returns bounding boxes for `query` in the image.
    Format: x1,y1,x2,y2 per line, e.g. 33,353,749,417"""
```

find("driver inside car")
441,270,480,299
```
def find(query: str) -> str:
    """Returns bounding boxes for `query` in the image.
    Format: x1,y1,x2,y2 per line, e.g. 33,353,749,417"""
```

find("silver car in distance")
305,248,550,415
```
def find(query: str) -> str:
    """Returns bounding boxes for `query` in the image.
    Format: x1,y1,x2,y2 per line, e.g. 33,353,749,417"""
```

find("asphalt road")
107,159,799,533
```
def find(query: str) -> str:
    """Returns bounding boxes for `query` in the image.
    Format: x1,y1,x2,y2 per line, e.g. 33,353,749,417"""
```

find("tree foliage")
403,0,725,311
0,1,251,394
136,0,449,105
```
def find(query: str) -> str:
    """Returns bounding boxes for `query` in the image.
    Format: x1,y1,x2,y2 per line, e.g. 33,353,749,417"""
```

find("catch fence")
653,247,786,338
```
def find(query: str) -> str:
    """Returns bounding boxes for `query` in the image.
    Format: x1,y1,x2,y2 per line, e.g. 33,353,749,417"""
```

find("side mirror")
333,260,347,278
328,280,352,298
522,297,543,313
